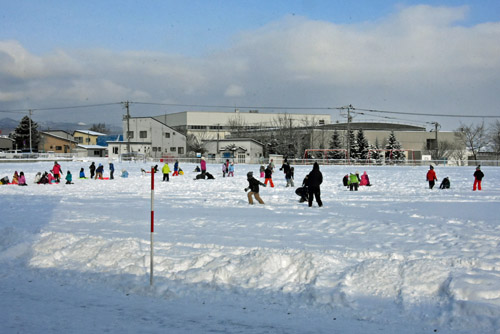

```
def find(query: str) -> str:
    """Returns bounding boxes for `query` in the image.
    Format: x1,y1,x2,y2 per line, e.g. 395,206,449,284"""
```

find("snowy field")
1,159,499,334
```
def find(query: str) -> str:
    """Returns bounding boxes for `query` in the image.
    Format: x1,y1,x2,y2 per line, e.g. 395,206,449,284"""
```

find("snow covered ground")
1,159,499,333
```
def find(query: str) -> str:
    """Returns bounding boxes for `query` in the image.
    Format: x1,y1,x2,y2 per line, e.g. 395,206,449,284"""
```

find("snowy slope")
1,160,499,333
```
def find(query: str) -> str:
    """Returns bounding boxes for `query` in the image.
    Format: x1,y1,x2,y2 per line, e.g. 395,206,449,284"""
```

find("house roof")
203,138,264,147
41,132,78,143
74,130,107,136
77,145,107,150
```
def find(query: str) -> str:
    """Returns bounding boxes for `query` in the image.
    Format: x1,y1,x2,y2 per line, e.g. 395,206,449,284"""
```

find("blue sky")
2,0,498,55
1,1,500,129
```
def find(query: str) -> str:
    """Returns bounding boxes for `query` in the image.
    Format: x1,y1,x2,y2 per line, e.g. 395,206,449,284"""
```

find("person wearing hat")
200,157,206,174
426,165,437,189
244,171,266,204
473,165,484,191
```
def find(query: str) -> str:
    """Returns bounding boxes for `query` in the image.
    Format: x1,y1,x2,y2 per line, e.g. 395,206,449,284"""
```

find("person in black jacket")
89,162,96,179
306,162,323,207
245,171,266,204
473,165,484,191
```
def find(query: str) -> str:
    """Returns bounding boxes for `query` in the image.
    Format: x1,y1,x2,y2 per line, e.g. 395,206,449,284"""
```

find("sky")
1,0,500,130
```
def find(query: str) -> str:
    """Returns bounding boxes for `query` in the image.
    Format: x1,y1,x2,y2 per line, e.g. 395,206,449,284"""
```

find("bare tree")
455,122,488,161
489,120,500,158
226,114,247,138
422,140,458,160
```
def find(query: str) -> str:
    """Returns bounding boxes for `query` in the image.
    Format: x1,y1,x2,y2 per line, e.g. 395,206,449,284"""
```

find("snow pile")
1,160,500,333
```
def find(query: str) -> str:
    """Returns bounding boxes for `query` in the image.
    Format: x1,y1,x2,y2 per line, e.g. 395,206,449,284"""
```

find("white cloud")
1,5,499,129
224,84,245,97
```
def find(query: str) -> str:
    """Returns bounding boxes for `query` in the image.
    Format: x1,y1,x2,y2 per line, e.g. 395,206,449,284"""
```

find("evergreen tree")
13,116,40,151
346,128,357,159
369,138,382,162
356,129,370,160
384,131,405,161
328,130,345,159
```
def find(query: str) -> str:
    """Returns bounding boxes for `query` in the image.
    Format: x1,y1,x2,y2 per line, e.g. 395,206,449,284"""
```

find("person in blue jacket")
109,162,115,179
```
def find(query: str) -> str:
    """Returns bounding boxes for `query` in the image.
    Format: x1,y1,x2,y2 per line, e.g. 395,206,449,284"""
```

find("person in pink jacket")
200,157,207,173
359,171,371,186
18,171,27,186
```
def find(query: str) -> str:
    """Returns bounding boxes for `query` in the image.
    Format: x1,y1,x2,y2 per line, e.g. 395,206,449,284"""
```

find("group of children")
426,165,485,191
342,171,371,191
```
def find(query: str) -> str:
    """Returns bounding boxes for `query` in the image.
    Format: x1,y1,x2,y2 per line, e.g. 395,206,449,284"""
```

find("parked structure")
39,131,78,153
203,138,264,164
73,130,107,145
107,116,186,159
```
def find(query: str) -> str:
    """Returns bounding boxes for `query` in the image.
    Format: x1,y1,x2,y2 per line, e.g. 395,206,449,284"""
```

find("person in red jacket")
473,165,484,191
426,165,437,189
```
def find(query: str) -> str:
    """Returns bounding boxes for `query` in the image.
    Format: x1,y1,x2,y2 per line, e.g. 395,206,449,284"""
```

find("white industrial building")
153,110,331,140
107,117,186,159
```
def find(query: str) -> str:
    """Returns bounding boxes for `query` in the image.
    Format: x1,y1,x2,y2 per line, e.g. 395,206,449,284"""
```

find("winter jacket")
18,175,27,185
348,173,359,185
474,169,484,181
162,164,171,174
306,163,323,187
264,167,273,179
247,176,265,193
174,161,179,171
426,169,437,181
66,173,72,183
228,164,234,172
280,161,291,174
89,163,96,173
109,163,115,172
200,159,206,171
360,172,370,186
52,163,62,175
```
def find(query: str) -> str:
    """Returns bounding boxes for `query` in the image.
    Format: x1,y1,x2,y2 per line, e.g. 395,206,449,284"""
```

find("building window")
319,120,325,125
55,146,62,150
165,133,170,138
113,147,118,154
152,147,157,152
140,131,147,138
170,147,176,152
178,147,184,155
157,147,161,152
75,137,83,143
127,131,134,139
93,150,100,156
190,125,206,130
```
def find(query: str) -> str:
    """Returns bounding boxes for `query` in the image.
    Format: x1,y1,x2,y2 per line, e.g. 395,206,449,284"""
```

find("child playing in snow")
228,162,234,177
245,171,266,204
473,165,484,191
18,172,27,186
264,164,274,188
65,171,73,184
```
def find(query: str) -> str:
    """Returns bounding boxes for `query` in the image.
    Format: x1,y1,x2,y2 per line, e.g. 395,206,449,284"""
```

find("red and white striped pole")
150,166,155,286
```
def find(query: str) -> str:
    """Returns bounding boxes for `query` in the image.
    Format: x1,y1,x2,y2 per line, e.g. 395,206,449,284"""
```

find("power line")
355,107,500,118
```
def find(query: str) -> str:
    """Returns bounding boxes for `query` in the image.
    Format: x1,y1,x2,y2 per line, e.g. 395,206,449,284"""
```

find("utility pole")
343,104,354,161
433,122,439,160
123,101,131,154
28,109,33,153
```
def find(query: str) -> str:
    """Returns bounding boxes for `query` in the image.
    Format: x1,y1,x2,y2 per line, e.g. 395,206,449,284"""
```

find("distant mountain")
0,117,122,135
0,118,20,135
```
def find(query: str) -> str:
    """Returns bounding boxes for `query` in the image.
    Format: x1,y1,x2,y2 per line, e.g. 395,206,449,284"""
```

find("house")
203,138,264,164
0,136,14,151
107,117,186,159
73,130,107,146
39,131,78,153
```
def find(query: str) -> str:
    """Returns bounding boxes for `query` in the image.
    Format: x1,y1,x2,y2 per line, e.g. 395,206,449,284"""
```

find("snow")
1,160,500,333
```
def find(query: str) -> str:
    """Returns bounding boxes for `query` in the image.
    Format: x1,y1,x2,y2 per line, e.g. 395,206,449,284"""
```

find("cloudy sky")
1,0,499,130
